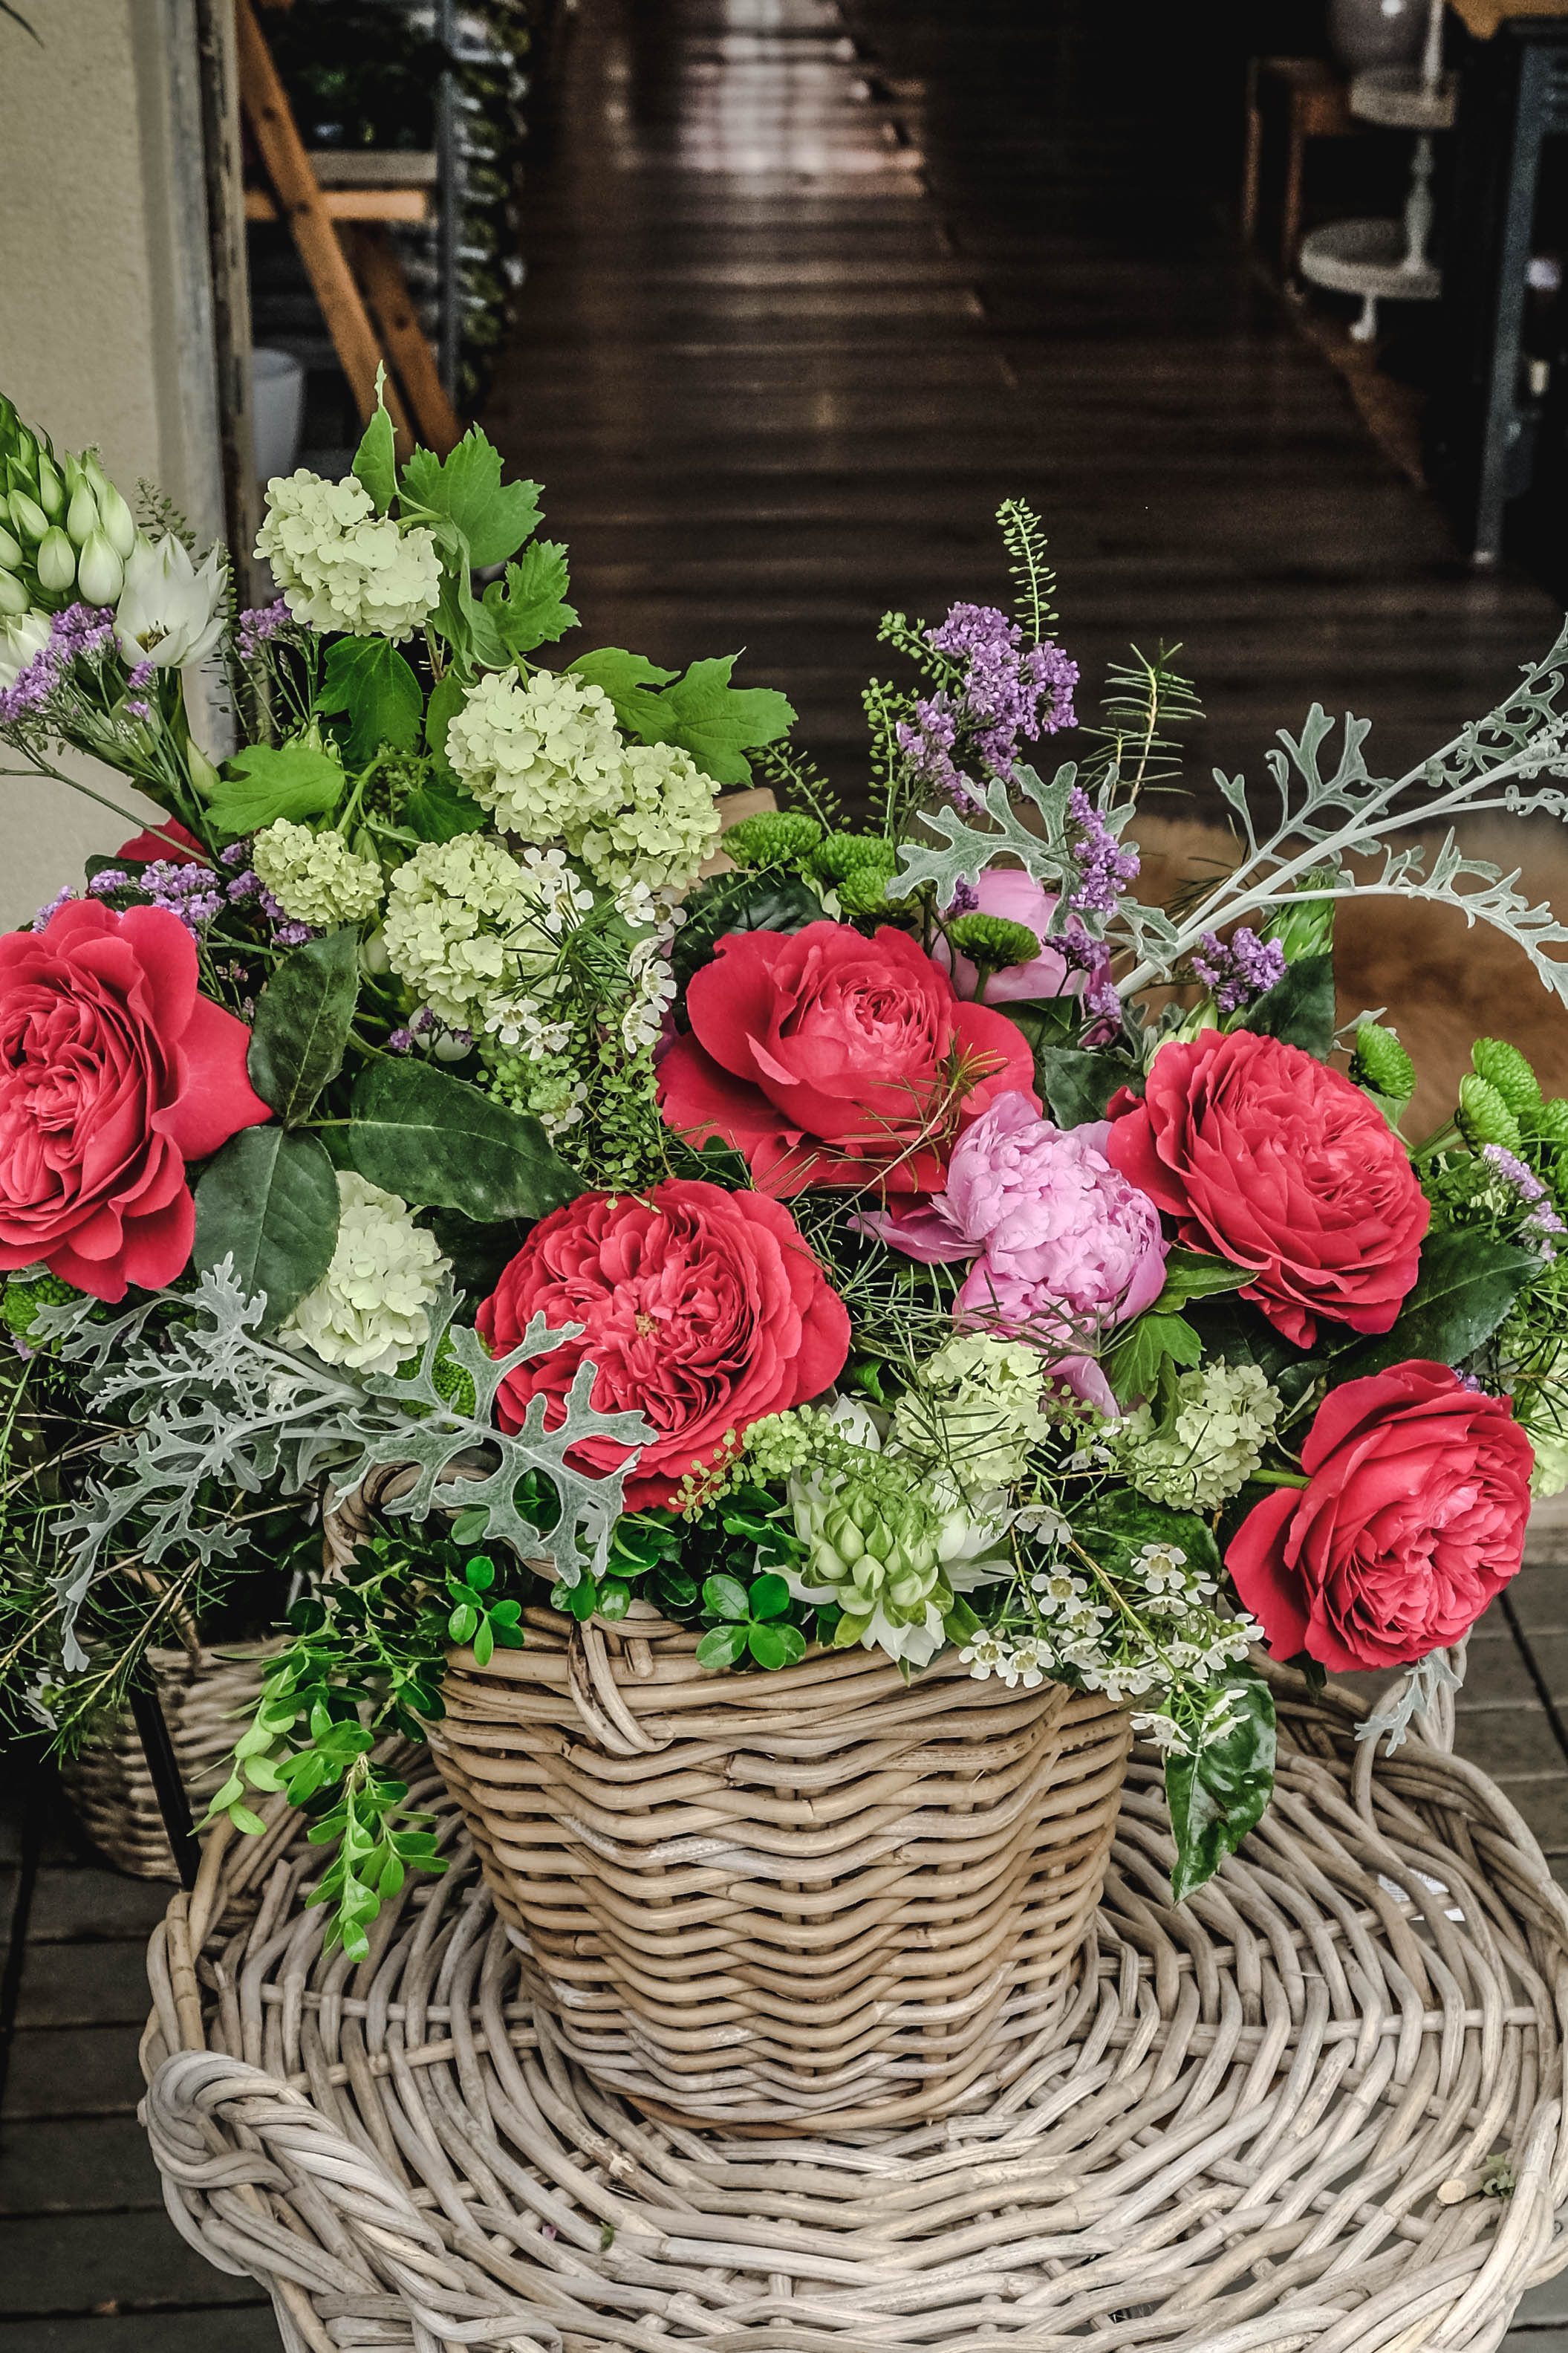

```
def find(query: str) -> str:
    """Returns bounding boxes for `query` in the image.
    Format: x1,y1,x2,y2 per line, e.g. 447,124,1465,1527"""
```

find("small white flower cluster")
892,1333,1053,1493
446,669,626,843
567,741,723,889
1116,1361,1281,1512
280,1172,449,1374
256,472,441,640
253,820,384,930
382,834,588,1032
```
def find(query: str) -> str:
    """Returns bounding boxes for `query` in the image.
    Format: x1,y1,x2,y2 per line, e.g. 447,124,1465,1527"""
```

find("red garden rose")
478,1178,851,1509
657,921,1038,1198
1105,1028,1428,1346
1228,1360,1534,1672
0,899,270,1300
115,818,205,866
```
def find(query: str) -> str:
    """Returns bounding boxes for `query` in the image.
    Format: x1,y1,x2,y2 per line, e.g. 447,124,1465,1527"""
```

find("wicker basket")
429,1598,1131,2132
60,1640,278,1879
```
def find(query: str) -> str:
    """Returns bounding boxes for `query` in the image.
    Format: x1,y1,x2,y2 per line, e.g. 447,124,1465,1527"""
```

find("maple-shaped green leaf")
351,395,397,515
637,655,796,786
207,742,345,834
400,429,541,568
569,647,677,735
482,539,577,655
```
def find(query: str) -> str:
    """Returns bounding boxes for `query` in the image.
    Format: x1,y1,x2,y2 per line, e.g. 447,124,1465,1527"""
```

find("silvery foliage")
30,1259,648,1672
888,628,1568,1002
1356,1646,1465,1756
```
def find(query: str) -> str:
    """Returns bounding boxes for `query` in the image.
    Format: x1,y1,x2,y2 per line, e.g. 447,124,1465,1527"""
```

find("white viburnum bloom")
255,470,440,640
114,535,227,669
446,668,625,843
567,741,723,889
253,819,384,929
0,610,51,688
1116,1360,1281,1513
383,833,587,1030
280,1172,448,1374
891,1331,1054,1493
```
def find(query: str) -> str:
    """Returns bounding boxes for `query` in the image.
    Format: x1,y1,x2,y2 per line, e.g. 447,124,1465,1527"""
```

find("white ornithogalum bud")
10,492,47,544
95,477,136,560
34,452,63,519
65,484,98,548
359,929,391,976
0,571,27,617
76,529,124,606
0,525,20,571
432,1028,472,1061
35,528,75,593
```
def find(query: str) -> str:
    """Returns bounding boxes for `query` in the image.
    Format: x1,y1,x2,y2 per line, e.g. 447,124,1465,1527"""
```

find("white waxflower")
280,1172,448,1373
383,833,588,1029
446,668,625,843
114,535,226,669
253,820,384,929
1116,1360,1281,1512
567,740,723,889
255,470,440,640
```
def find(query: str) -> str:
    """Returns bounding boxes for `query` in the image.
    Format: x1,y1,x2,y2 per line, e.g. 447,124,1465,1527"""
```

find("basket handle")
565,1621,672,1756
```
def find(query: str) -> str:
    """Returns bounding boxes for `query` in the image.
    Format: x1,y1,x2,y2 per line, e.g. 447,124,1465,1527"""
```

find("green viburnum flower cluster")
278,1173,448,1375
891,1333,1053,1491
255,471,441,640
1115,1362,1281,1512
381,835,586,1032
253,820,384,930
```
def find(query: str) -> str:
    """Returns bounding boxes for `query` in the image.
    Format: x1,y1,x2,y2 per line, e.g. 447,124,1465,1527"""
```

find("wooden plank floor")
4,0,1568,2340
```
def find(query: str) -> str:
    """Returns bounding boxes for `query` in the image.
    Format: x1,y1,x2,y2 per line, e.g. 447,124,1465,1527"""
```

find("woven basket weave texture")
60,1641,278,1880
429,1599,1131,2132
139,1666,1568,2352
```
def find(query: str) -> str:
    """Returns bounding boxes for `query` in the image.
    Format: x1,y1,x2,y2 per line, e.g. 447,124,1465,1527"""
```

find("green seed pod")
723,810,822,869
10,490,48,543
946,912,1043,972
65,484,98,548
811,831,898,885
34,526,76,594
0,571,28,617
1350,1023,1416,1103
1458,1072,1523,1153
1471,1036,1541,1117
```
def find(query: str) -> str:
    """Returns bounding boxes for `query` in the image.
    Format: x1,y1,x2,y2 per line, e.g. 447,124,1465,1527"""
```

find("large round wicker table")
139,1666,1568,2352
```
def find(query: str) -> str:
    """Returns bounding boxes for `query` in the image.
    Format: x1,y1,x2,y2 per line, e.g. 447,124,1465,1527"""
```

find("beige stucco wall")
0,0,223,925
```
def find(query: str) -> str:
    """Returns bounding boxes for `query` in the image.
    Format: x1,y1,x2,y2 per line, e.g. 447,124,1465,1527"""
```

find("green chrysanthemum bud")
1260,866,1339,960
1458,1072,1523,1152
837,866,901,918
34,527,75,594
1351,1023,1416,1103
946,912,1042,973
1471,1037,1541,1117
811,831,898,885
1,1271,79,1350
723,811,822,869
430,1333,477,1419
1527,1097,1568,1149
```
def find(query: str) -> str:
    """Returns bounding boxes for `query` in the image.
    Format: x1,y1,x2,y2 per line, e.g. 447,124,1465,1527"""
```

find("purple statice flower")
1,605,123,727
224,869,264,904
87,869,131,898
220,840,252,869
1054,927,1122,1023
1481,1142,1567,1259
51,603,117,662
387,1028,416,1054
274,920,314,947
126,660,154,692
31,886,76,930
238,599,290,660
1064,787,1139,915
924,603,1079,776
126,701,152,721
411,1006,436,1036
896,695,971,808
142,858,224,935
0,641,64,726
946,878,980,916
1190,926,1286,1014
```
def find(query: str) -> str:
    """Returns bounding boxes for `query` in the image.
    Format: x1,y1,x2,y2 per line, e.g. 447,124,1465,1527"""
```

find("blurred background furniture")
1243,56,1355,278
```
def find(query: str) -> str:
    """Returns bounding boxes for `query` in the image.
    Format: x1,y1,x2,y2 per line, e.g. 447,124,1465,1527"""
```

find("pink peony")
933,868,1081,1004
868,1091,1167,1342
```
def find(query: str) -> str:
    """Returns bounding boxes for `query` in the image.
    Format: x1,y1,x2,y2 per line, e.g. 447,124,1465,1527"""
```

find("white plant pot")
251,347,305,486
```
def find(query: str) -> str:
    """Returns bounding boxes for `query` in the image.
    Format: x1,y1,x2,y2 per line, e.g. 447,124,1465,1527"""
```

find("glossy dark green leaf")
702,1572,749,1622
1324,1229,1539,1385
316,635,422,768
596,1578,632,1621
246,927,360,1126
1165,1670,1276,1903
749,1620,805,1669
672,869,825,993
192,1126,339,1331
1075,1488,1223,1588
347,1059,585,1221
1232,952,1336,1059
1034,1042,1129,1127
749,1573,791,1620
1152,1247,1250,1312
696,1621,748,1669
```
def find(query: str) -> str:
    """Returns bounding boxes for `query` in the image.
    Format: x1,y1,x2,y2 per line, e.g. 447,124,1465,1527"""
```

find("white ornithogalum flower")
0,610,51,687
280,1172,448,1374
1117,1360,1281,1512
114,535,227,669
446,668,626,843
383,833,586,1030
567,740,723,889
255,470,440,640
252,820,384,929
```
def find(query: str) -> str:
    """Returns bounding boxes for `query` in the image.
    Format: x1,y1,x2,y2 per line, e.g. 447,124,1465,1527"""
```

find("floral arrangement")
1,383,1564,1954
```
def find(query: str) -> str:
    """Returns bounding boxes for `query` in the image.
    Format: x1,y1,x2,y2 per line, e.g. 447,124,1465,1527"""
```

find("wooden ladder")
238,0,462,460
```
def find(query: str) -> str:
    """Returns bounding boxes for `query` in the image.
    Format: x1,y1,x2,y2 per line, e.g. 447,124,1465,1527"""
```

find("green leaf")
551,1577,599,1621
451,1507,490,1544
424,669,467,784
448,1599,480,1643
192,1127,339,1332
749,1621,805,1669
671,869,825,993
1325,1228,1539,1385
1076,1487,1224,1587
750,1572,790,1620
1165,1671,1276,1904
406,773,486,843
1232,952,1336,1059
208,742,344,834
463,1554,496,1590
993,994,1080,1068
637,654,796,787
568,646,677,730
246,928,360,1126
1152,1247,1250,1314
702,1572,749,1622
316,636,422,770
596,1577,631,1621
1035,1042,1129,1127
347,1059,585,1221
472,1617,495,1666
695,1621,748,1669
400,429,541,569
481,539,577,655
1102,1311,1203,1406
352,395,397,514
